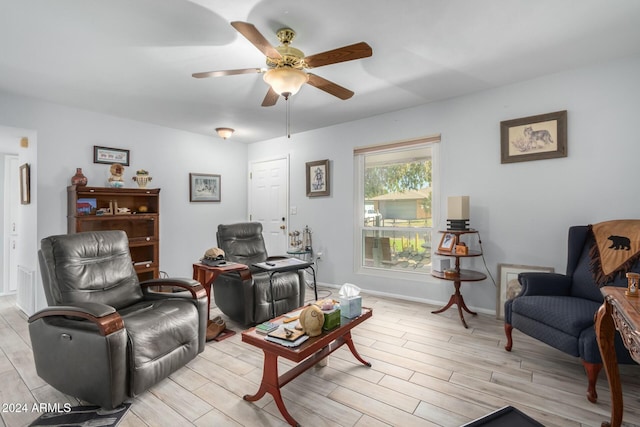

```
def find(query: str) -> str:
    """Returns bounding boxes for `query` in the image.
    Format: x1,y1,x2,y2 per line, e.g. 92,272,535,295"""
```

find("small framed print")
189,173,221,202
77,198,97,215
500,110,567,164
306,159,330,197
497,264,554,319
438,233,457,252
93,146,130,166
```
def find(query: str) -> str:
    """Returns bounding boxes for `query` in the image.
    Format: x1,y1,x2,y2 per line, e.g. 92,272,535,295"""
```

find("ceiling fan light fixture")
215,127,234,140
263,67,308,99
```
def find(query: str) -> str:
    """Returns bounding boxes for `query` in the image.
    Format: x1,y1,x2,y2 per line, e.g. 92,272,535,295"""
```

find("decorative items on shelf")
108,163,125,188
455,242,469,255
132,169,152,188
444,269,460,278
626,272,639,297
94,200,131,215
76,198,96,215
288,225,313,252
438,232,457,252
288,230,302,249
432,258,451,272
71,168,88,186
302,225,313,251
447,196,470,230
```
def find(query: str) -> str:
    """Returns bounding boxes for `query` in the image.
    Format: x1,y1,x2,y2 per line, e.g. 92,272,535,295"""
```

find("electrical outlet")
316,251,323,260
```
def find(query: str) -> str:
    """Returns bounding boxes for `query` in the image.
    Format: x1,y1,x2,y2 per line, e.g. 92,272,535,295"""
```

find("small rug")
29,402,130,427
590,219,640,285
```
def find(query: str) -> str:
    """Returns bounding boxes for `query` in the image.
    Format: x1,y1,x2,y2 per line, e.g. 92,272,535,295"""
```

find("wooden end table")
192,262,250,340
241,307,373,426
595,286,640,427
432,229,486,328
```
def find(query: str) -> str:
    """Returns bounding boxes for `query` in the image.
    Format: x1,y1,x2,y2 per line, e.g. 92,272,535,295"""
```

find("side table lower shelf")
431,269,486,328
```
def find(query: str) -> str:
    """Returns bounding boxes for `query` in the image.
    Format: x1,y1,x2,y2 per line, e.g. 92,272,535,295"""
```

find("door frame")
2,154,19,295
248,155,290,255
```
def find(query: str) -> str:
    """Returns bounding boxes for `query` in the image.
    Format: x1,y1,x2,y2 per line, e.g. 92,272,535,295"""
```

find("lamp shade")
263,67,309,98
215,127,234,140
447,196,470,220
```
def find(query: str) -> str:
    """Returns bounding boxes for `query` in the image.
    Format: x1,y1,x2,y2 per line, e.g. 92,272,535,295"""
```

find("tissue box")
322,308,341,331
339,296,362,319
433,258,451,272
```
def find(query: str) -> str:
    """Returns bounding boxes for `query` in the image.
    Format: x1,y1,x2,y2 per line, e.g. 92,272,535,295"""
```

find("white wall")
0,94,248,312
1,55,638,315
248,55,640,313
0,125,37,303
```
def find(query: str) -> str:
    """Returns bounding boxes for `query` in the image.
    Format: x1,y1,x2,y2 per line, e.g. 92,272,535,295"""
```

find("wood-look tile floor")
2,287,640,427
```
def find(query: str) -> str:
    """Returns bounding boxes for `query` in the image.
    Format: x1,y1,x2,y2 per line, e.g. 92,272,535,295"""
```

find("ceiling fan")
192,21,373,107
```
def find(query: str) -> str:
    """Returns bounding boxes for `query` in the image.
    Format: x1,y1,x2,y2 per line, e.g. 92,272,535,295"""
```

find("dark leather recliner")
504,225,638,403
28,231,208,409
213,222,306,325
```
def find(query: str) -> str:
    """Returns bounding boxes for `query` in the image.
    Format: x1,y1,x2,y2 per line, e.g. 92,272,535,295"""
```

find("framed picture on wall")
306,159,330,197
500,110,567,164
93,146,130,166
189,173,221,202
496,264,554,319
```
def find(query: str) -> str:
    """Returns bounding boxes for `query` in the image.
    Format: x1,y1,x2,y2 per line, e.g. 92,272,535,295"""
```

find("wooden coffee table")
241,307,373,426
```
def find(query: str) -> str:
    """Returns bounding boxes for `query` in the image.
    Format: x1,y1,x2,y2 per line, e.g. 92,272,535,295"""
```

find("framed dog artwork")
500,110,567,164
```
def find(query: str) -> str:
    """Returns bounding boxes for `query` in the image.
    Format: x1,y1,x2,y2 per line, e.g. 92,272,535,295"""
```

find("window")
354,136,439,275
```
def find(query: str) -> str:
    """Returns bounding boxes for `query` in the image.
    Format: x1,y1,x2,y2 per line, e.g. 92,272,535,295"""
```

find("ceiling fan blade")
192,68,263,78
261,87,279,107
304,42,372,69
307,73,354,100
231,21,282,59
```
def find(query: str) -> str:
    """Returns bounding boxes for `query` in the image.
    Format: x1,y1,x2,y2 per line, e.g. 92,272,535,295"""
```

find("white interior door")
249,157,288,255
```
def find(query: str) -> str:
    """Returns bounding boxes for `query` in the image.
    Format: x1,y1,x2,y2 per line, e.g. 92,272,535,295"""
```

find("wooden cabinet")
67,185,160,281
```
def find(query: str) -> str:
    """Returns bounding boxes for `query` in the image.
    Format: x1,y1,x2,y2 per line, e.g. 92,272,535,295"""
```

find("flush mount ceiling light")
215,127,234,140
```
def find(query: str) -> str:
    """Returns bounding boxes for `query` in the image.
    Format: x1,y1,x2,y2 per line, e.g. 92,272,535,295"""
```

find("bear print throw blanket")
589,219,640,286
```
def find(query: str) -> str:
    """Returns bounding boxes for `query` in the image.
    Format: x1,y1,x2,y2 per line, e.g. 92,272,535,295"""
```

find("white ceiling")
2,0,640,144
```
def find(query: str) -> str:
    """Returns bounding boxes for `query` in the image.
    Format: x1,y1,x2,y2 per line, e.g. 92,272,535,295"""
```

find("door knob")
280,225,286,230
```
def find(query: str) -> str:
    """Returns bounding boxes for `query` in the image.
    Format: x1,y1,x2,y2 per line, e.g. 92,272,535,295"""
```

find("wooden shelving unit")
67,185,160,281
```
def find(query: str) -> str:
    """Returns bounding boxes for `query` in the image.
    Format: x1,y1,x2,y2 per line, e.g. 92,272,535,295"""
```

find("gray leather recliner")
28,230,208,409
213,222,306,325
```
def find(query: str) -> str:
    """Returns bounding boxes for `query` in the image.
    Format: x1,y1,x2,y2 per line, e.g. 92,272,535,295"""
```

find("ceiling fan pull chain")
286,98,291,138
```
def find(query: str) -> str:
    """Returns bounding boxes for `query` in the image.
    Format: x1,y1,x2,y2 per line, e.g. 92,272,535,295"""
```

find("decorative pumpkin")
298,305,324,337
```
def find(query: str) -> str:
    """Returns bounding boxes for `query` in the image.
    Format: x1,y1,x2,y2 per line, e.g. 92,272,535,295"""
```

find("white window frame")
353,136,440,281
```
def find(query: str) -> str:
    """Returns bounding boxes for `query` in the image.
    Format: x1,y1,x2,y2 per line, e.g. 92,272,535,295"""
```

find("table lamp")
447,196,470,230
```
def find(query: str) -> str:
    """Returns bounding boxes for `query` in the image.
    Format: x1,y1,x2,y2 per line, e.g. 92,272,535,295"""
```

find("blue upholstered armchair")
504,225,638,403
